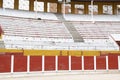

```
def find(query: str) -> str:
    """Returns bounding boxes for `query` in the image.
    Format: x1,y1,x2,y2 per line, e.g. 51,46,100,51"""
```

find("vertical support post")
69,55,71,72
55,55,58,72
42,55,45,73
94,56,96,71
63,0,66,18
11,55,14,74
35,0,38,19
0,0,3,8
47,3,50,12
118,56,120,71
57,2,62,13
91,0,94,23
27,55,30,73
82,56,84,71
106,56,109,71
98,3,103,14
44,1,47,12
71,2,75,14
84,2,89,14
29,0,34,11
14,0,19,10
112,3,117,15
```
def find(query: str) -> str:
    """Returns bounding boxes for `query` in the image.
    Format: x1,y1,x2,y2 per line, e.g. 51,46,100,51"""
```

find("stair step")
55,14,84,42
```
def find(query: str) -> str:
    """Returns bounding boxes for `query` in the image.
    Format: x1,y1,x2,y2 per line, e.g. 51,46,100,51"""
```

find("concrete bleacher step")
55,14,84,42
54,13,64,21
0,40,5,48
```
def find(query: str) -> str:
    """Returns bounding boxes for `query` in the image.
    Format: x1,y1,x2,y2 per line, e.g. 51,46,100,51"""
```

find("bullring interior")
0,0,120,80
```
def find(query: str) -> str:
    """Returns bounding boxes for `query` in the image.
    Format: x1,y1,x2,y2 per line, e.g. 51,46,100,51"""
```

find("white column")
91,0,94,23
55,55,58,72
69,55,71,72
27,55,30,73
35,0,38,19
11,55,14,74
106,56,109,71
48,3,50,12
82,56,84,71
63,0,65,18
42,55,45,73
118,56,120,71
94,56,96,71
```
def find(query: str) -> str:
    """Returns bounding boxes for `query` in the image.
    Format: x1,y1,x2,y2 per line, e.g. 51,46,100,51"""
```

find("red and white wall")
0,54,120,73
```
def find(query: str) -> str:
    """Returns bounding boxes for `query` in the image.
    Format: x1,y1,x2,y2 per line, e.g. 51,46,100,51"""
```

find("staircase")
55,14,84,42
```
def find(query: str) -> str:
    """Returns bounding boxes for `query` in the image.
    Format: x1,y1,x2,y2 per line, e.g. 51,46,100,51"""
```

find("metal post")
27,55,30,73
42,55,45,73
82,56,84,71
11,55,14,74
69,55,71,72
106,56,109,71
94,56,96,71
55,55,58,72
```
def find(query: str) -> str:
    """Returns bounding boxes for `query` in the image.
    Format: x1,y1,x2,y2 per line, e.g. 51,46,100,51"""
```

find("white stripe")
94,56,96,71
69,56,71,71
82,56,84,71
42,55,45,72
106,56,109,71
118,56,120,71
55,56,58,72
11,55,14,74
27,55,30,73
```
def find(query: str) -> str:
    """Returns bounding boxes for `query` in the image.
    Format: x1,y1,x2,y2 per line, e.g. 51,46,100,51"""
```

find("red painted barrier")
58,56,69,70
96,56,106,69
84,56,94,70
14,55,27,72
45,56,55,71
108,54,118,69
30,56,42,71
0,55,11,73
0,54,119,73
71,56,82,70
